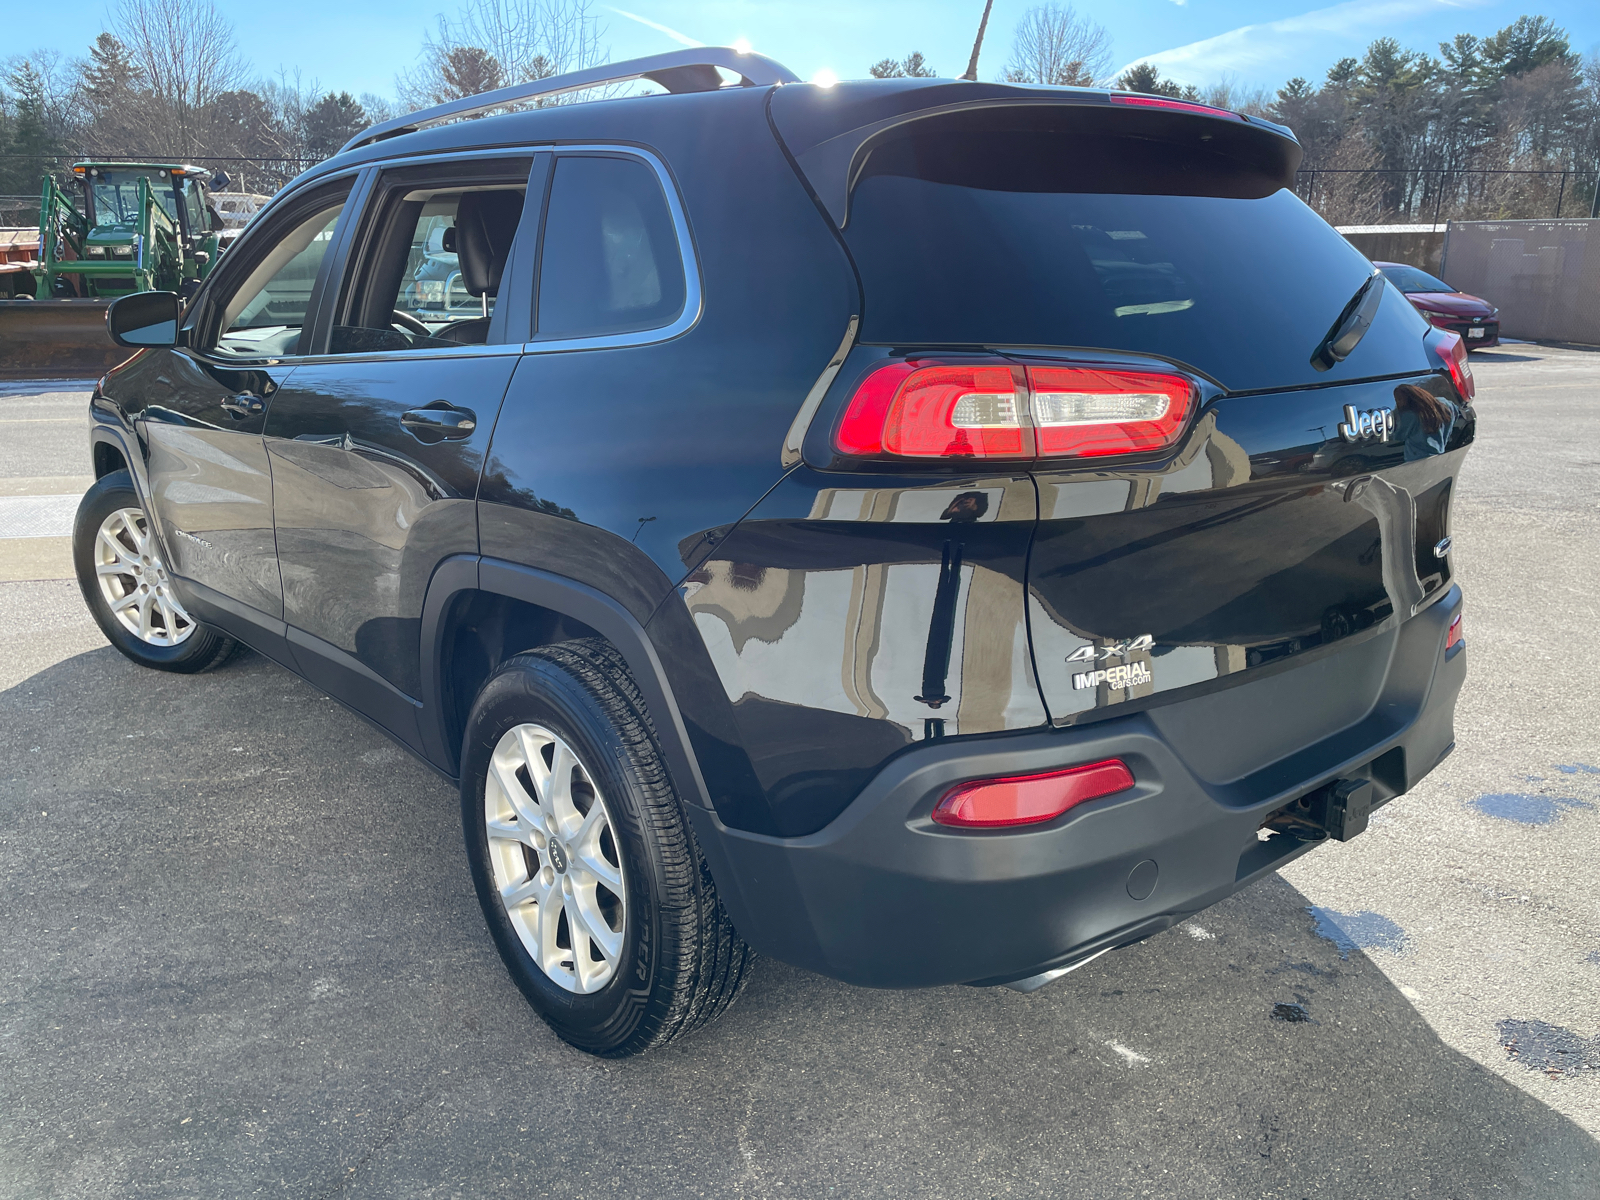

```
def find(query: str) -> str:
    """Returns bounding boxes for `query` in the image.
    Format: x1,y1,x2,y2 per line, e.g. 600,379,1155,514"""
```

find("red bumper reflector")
1446,611,1463,650
932,759,1136,828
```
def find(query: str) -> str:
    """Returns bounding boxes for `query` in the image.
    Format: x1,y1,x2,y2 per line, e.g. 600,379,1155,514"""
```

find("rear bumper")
1431,316,1498,348
690,588,1466,988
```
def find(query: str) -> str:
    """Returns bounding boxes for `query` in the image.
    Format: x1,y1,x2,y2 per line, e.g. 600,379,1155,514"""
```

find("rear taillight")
1029,366,1194,458
932,759,1136,828
1426,328,1474,402
835,362,1028,458
1446,611,1463,650
834,359,1196,461
1108,94,1244,122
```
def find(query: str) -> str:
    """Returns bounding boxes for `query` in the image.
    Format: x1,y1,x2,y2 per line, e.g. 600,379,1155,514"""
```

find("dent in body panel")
117,350,291,619
674,469,1044,836
1028,374,1473,727
265,355,510,698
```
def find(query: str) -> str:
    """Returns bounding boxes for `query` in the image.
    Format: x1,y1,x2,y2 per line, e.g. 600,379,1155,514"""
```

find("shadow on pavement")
1468,350,1543,363
3,647,1596,1199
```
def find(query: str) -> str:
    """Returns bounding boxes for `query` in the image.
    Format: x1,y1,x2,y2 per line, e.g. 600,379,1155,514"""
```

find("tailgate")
1028,373,1471,732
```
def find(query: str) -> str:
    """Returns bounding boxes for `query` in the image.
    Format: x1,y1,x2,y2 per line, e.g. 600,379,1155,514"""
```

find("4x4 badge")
1066,635,1154,664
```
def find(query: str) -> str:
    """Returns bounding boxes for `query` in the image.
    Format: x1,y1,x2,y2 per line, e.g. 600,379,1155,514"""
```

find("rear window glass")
536,155,686,340
845,156,1429,392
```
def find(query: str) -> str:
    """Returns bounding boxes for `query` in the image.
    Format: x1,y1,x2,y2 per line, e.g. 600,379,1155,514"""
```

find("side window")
325,176,529,355
209,196,347,359
536,155,687,340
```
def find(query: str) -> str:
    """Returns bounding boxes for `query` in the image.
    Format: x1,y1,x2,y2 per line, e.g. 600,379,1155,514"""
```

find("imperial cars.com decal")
1073,662,1153,691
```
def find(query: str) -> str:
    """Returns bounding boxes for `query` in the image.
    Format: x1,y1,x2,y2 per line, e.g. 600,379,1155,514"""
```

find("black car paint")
87,77,1470,989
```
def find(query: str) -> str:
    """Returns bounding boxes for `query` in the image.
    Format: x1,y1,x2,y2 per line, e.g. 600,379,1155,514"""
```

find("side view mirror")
107,291,181,349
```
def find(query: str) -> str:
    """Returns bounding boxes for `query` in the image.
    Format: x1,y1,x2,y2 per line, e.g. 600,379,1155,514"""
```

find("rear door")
815,96,1470,733
262,154,539,750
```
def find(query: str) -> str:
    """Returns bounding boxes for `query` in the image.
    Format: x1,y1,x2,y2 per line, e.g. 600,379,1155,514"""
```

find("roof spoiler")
769,81,1303,228
340,47,800,154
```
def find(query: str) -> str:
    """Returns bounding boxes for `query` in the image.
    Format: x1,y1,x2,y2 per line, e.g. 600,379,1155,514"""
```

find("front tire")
73,471,238,673
460,639,755,1057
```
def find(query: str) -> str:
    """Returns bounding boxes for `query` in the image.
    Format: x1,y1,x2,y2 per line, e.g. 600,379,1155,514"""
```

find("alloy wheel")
93,507,194,647
484,723,628,994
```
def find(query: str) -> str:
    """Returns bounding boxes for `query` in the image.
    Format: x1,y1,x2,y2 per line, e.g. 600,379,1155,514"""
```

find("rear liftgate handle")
400,403,477,442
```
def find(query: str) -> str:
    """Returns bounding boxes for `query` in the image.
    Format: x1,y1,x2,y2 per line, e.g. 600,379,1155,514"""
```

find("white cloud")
1114,0,1494,84
607,7,702,48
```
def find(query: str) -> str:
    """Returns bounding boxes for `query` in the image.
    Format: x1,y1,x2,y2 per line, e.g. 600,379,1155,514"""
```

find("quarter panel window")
536,155,686,340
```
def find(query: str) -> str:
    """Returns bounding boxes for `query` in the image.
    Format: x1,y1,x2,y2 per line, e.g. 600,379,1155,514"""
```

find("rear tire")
73,471,239,674
460,638,755,1057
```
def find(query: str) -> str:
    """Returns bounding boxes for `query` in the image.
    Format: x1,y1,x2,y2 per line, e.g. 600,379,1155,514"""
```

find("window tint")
211,199,345,359
536,156,685,339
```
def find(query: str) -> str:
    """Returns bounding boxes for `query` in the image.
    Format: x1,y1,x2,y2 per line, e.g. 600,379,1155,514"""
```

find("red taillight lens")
1108,94,1244,122
1446,611,1463,650
1029,366,1194,458
932,759,1136,828
835,362,1029,458
1426,328,1474,401
835,360,1196,461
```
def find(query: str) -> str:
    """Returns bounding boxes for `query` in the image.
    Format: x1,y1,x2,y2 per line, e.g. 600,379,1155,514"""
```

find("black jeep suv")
75,48,1472,1057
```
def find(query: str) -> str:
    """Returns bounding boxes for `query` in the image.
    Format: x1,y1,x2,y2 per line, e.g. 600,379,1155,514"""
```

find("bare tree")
399,0,606,108
1003,4,1111,87
112,0,246,155
1301,133,1387,226
1196,75,1273,117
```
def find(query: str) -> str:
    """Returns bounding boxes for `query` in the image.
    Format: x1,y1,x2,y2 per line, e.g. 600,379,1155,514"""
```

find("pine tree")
1,61,60,194
301,92,368,160
1114,63,1184,98
869,52,937,79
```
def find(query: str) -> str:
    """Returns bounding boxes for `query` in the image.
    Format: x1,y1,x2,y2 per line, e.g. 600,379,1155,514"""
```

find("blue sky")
9,0,1600,99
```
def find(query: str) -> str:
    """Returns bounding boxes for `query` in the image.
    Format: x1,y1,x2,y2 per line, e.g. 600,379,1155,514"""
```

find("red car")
1375,261,1500,349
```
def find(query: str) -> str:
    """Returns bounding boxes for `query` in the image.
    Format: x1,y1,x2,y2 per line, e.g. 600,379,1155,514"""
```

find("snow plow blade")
0,300,127,381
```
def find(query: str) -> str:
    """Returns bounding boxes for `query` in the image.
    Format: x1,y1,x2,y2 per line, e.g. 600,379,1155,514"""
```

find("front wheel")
460,639,755,1057
73,471,239,673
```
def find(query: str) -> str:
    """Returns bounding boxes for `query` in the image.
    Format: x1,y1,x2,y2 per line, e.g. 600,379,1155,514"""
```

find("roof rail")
340,47,800,154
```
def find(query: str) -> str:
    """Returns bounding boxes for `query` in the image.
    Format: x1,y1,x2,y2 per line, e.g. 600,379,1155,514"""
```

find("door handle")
400,405,477,440
221,392,265,418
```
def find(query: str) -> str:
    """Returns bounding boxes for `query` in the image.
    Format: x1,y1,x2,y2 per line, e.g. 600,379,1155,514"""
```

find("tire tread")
491,637,754,1055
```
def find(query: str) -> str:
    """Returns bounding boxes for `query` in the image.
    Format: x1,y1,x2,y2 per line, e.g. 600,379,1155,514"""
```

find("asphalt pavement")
1,352,1597,1199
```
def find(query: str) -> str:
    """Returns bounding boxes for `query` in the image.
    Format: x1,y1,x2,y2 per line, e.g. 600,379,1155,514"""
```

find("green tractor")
37,161,224,299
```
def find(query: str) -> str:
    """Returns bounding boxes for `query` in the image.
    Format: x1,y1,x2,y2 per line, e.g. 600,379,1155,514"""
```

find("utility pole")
962,0,996,82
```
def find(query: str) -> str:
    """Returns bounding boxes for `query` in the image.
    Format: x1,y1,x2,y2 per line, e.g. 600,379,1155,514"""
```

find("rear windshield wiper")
1311,269,1384,372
